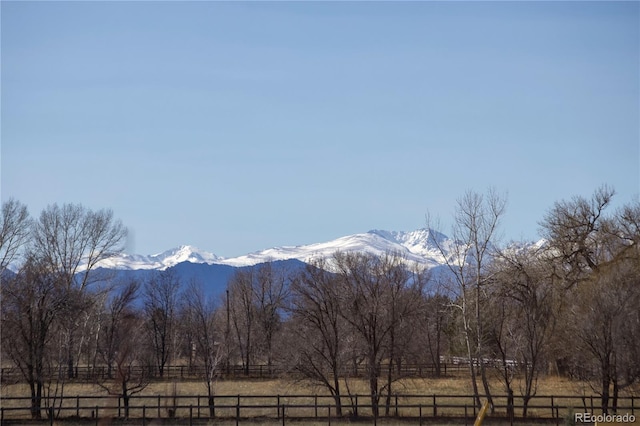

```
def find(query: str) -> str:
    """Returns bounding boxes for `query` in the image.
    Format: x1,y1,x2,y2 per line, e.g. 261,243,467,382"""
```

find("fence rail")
1,393,636,424
0,362,465,384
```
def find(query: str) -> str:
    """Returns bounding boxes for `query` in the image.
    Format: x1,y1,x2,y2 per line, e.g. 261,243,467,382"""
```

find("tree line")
1,186,639,420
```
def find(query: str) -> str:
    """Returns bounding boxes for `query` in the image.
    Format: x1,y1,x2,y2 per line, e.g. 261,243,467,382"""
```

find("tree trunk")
507,388,514,422
333,372,343,416
476,278,494,413
600,351,612,416
29,380,44,419
384,358,393,415
208,395,215,418
67,331,75,379
463,316,481,408
480,362,494,413
612,377,619,414
122,381,130,419
384,330,396,416
522,361,536,417
369,365,379,418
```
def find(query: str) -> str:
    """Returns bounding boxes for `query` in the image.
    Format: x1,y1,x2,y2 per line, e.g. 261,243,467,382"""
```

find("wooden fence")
1,393,637,424
0,362,465,384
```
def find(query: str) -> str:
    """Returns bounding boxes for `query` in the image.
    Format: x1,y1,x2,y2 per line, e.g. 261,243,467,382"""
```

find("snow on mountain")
94,229,458,271
154,245,220,266
97,229,456,271
368,229,454,262
96,245,219,270
217,229,452,268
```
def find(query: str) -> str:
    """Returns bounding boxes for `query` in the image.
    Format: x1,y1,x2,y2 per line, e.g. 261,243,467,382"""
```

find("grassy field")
0,374,612,398
1,375,591,399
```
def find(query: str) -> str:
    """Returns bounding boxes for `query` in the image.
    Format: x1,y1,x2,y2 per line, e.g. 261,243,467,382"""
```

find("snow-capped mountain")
217,229,451,268
97,229,455,271
96,245,220,270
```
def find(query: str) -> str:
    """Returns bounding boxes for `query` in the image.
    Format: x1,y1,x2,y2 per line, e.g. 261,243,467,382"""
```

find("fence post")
142,406,146,426
328,404,331,426
118,397,121,418
355,394,358,417
395,394,398,416
507,388,514,424
76,395,80,417
236,395,240,426
189,405,193,426
277,394,280,418
433,394,437,417
314,395,318,418
157,395,161,418
550,395,554,418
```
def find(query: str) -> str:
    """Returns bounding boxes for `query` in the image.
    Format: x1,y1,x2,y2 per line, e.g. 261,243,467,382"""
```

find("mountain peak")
152,245,219,267
95,245,219,271
367,228,450,258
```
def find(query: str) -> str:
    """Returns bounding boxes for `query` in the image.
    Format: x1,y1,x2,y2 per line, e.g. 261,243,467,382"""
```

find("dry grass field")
0,375,590,399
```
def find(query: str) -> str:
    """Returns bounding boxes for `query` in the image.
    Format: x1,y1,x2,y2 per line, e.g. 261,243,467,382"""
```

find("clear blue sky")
2,1,639,257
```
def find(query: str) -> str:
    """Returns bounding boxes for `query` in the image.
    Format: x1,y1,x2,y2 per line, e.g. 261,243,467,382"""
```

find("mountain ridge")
97,228,455,271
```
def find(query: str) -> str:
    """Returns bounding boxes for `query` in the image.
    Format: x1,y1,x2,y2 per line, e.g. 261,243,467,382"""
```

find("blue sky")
2,1,639,257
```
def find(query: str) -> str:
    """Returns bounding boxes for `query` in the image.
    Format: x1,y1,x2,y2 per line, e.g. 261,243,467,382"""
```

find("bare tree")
420,293,454,377
182,280,222,418
540,185,615,285
427,188,507,409
376,254,426,415
289,257,350,416
227,268,256,375
540,188,640,414
1,254,68,419
32,203,127,290
96,290,150,419
253,261,289,368
514,255,555,416
0,198,31,273
483,283,517,411
569,255,640,414
333,251,426,417
31,203,127,378
97,280,140,379
143,269,181,378
333,251,386,417
225,262,288,373
489,246,556,417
